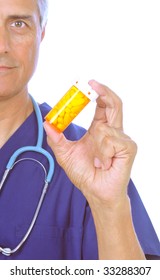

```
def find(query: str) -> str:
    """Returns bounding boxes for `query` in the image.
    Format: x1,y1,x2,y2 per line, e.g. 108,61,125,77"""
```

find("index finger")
89,80,123,129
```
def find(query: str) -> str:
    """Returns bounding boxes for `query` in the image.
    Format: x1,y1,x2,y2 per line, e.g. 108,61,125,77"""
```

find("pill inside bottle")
45,81,98,132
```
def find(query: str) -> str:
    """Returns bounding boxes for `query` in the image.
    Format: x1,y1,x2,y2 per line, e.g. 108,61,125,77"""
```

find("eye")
11,20,26,28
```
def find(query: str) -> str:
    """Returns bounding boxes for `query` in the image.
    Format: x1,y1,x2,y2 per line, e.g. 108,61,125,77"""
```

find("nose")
0,26,10,53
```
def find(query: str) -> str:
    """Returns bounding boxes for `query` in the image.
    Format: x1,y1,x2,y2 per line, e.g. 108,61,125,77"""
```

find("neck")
0,92,33,148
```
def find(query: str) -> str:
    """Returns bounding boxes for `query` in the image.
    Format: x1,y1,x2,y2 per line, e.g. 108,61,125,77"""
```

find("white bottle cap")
74,80,98,101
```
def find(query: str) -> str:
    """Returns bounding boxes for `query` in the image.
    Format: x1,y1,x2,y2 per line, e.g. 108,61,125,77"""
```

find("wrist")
87,192,130,215
88,195,132,229
89,196,145,260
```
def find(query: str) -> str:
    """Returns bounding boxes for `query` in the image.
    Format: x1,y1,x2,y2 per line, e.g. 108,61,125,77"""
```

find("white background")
29,0,160,238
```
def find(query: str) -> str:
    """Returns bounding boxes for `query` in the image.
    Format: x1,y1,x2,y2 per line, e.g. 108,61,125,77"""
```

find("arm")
44,80,145,259
92,196,145,259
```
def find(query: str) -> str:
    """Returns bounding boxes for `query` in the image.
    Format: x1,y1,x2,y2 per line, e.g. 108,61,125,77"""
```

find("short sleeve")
128,180,160,258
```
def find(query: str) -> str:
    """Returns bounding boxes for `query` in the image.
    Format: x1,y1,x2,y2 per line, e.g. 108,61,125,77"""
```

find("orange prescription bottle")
45,81,98,132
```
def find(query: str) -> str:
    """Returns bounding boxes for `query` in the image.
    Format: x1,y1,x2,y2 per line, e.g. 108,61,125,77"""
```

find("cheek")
11,31,41,62
27,42,40,70
13,38,41,75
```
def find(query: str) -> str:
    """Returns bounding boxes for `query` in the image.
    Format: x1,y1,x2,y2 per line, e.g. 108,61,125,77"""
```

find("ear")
41,26,46,42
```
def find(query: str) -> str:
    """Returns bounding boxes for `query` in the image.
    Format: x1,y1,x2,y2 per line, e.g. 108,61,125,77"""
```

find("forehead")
0,0,39,17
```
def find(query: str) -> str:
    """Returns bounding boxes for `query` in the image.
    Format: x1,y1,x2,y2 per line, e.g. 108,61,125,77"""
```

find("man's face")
0,0,45,99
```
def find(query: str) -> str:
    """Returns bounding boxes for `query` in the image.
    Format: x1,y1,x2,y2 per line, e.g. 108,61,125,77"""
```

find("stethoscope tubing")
6,146,54,183
0,95,55,256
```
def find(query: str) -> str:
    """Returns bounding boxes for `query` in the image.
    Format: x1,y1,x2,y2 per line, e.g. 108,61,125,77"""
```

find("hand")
44,80,137,208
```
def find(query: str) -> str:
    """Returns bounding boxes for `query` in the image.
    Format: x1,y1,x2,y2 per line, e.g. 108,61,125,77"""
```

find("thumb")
43,121,72,166
43,121,63,144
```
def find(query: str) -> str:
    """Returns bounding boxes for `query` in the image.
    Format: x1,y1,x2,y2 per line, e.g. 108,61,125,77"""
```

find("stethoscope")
0,95,55,257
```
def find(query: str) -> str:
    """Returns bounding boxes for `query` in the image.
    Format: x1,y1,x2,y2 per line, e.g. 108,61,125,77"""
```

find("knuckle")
93,122,115,137
92,121,105,134
115,95,123,109
127,138,138,157
131,140,138,154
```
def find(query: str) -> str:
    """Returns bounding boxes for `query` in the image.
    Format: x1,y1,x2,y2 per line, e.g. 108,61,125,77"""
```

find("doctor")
0,0,159,259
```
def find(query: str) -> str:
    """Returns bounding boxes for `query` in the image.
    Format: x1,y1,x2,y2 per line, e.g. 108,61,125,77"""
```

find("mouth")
0,65,17,73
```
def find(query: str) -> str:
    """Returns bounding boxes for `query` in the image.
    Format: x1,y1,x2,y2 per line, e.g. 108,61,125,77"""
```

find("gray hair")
37,0,49,28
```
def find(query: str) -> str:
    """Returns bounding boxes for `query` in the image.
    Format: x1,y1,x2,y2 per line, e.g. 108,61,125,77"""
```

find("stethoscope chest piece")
1,248,12,257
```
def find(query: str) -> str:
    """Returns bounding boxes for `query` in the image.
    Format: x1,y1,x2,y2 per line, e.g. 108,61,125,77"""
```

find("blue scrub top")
0,102,160,260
